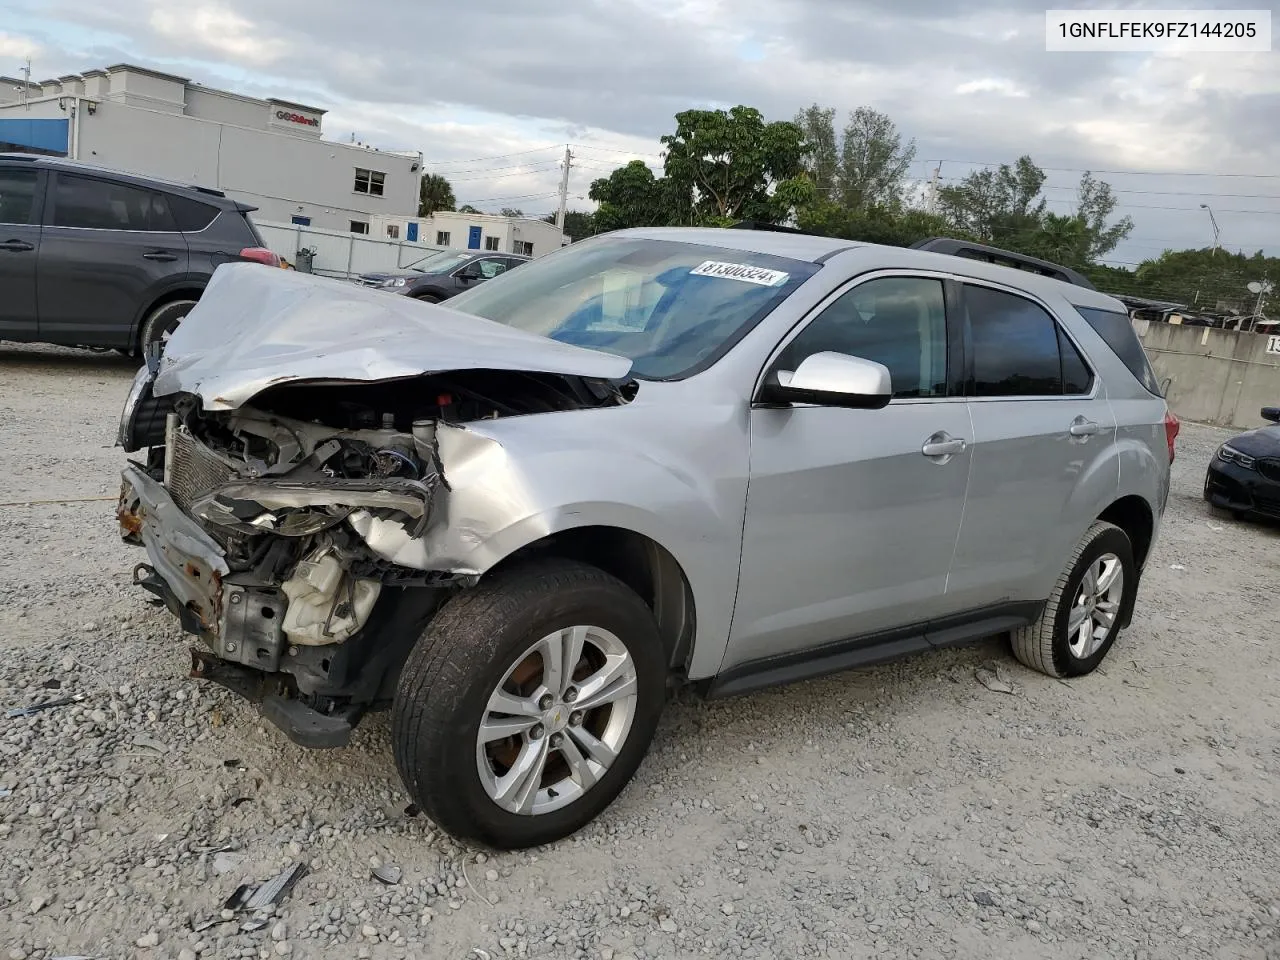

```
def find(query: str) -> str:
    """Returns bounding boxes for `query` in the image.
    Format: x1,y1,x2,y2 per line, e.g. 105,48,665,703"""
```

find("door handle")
922,432,967,458
1069,418,1099,437
0,239,34,252
143,250,178,261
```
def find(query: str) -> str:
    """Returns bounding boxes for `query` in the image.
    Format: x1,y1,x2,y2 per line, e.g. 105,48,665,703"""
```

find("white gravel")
2,341,1279,960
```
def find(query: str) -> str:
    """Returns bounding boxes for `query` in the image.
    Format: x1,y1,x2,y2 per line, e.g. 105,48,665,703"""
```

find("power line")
453,192,561,205
933,159,1280,179
424,160,563,176
423,145,564,167
934,176,1280,201
570,143,663,160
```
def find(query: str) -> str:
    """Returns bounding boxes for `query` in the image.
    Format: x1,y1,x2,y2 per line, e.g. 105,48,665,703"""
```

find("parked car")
0,153,280,354
1204,406,1280,520
355,250,530,302
116,229,1174,849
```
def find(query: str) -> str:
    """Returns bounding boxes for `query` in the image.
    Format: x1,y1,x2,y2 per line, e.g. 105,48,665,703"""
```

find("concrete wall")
256,219,448,278
1136,319,1280,429
0,96,422,232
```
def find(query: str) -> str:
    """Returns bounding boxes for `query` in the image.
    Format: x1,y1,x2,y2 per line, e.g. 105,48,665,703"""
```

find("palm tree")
418,174,456,217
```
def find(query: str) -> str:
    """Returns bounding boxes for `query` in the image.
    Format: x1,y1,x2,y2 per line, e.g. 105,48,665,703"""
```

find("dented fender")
345,400,752,680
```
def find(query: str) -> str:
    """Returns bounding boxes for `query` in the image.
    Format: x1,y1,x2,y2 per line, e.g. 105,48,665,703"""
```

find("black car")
1204,406,1280,521
0,153,280,353
356,250,530,302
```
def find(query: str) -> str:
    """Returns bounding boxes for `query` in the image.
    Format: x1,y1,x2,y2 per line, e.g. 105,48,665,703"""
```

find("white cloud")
954,77,1029,97
0,32,42,61
148,4,290,66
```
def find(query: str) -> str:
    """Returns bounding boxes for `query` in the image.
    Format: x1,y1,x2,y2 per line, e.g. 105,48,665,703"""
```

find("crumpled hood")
154,263,632,410
1225,422,1280,458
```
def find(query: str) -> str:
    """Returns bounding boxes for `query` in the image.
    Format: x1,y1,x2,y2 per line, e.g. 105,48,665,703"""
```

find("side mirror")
758,352,892,410
1262,406,1280,423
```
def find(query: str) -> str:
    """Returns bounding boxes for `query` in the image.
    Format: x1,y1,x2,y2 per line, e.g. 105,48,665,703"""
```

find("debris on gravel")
2,342,1279,959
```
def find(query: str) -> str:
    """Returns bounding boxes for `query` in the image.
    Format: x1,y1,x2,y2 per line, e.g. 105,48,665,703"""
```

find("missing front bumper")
189,648,364,749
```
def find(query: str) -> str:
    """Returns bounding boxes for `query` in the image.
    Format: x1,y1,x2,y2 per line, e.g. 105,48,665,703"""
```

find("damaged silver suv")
117,228,1174,849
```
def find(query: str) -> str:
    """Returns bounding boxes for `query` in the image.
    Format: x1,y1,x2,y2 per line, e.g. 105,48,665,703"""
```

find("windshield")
446,236,818,379
410,251,473,274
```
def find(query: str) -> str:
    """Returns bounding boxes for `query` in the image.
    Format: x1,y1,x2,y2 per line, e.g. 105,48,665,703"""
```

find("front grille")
1256,458,1280,483
165,422,236,514
1252,492,1280,519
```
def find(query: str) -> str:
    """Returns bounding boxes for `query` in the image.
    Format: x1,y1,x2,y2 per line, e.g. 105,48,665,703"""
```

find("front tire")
392,560,666,849
412,292,441,304
1012,521,1137,678
139,300,197,354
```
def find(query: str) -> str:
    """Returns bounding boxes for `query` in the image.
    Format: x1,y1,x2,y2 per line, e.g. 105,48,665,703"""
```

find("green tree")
499,207,525,218
796,200,965,248
793,103,839,197
1075,171,1133,261
936,156,1048,243
457,204,482,214
543,210,598,241
660,105,813,224
838,107,917,211
418,174,456,217
588,160,675,231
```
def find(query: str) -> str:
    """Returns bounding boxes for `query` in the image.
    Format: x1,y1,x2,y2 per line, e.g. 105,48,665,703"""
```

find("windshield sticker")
690,261,790,287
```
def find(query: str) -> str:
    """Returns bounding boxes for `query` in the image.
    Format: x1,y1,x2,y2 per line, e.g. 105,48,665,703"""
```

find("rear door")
37,172,189,348
946,281,1117,610
0,164,44,340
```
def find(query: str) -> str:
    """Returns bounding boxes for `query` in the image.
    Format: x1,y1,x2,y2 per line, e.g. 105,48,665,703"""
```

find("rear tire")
392,560,666,849
1012,521,1136,678
139,300,197,354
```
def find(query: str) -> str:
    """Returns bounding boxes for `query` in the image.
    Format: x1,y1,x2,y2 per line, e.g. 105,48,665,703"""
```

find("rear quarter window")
1074,306,1163,397
166,194,219,232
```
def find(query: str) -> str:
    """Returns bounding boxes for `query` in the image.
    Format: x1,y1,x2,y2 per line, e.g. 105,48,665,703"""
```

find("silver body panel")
124,230,1170,684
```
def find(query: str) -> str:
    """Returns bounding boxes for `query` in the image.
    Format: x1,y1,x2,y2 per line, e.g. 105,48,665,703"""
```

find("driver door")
724,274,974,673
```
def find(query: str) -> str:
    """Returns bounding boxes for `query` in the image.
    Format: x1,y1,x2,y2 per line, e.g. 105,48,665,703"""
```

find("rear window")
167,194,219,232
1074,306,1163,396
51,174,176,232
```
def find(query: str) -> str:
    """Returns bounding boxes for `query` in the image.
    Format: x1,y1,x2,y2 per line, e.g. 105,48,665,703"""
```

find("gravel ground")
2,340,1279,960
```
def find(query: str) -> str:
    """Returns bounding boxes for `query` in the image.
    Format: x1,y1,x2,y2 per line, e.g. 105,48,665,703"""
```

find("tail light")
239,247,282,268
1164,410,1180,463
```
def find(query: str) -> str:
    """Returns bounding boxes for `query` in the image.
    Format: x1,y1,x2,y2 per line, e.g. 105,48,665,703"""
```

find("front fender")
347,406,750,680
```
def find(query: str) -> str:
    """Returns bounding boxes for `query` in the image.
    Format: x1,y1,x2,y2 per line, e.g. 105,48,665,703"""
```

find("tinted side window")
1058,326,1093,395
965,285,1062,397
167,194,219,232
0,168,38,225
1075,306,1163,396
52,174,176,231
778,276,948,399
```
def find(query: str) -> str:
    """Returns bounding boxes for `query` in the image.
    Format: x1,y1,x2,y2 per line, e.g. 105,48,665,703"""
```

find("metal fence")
256,220,447,280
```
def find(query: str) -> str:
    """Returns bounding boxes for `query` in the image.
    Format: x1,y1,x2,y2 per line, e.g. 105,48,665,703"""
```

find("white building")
0,64,421,233
369,210,567,258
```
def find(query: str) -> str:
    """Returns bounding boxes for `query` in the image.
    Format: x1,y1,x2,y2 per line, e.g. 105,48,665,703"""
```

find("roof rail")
910,237,1096,290
729,220,808,235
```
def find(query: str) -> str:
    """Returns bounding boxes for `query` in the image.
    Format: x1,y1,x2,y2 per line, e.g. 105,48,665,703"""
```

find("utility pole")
20,58,31,110
555,145,573,232
925,162,942,216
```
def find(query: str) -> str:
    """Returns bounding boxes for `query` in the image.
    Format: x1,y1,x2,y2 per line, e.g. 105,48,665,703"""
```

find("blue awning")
0,118,69,155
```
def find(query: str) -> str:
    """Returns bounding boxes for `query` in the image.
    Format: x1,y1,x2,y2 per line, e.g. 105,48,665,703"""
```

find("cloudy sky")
2,0,1277,269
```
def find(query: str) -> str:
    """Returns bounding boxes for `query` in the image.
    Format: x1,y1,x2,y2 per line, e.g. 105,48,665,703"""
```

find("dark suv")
356,250,530,302
0,153,280,353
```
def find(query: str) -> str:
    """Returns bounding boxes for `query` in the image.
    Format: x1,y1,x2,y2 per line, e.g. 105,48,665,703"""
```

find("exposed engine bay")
115,263,639,746
118,366,632,743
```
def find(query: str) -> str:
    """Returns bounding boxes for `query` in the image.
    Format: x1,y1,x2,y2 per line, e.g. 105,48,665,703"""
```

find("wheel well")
486,527,696,675
1099,495,1154,570
135,288,204,350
